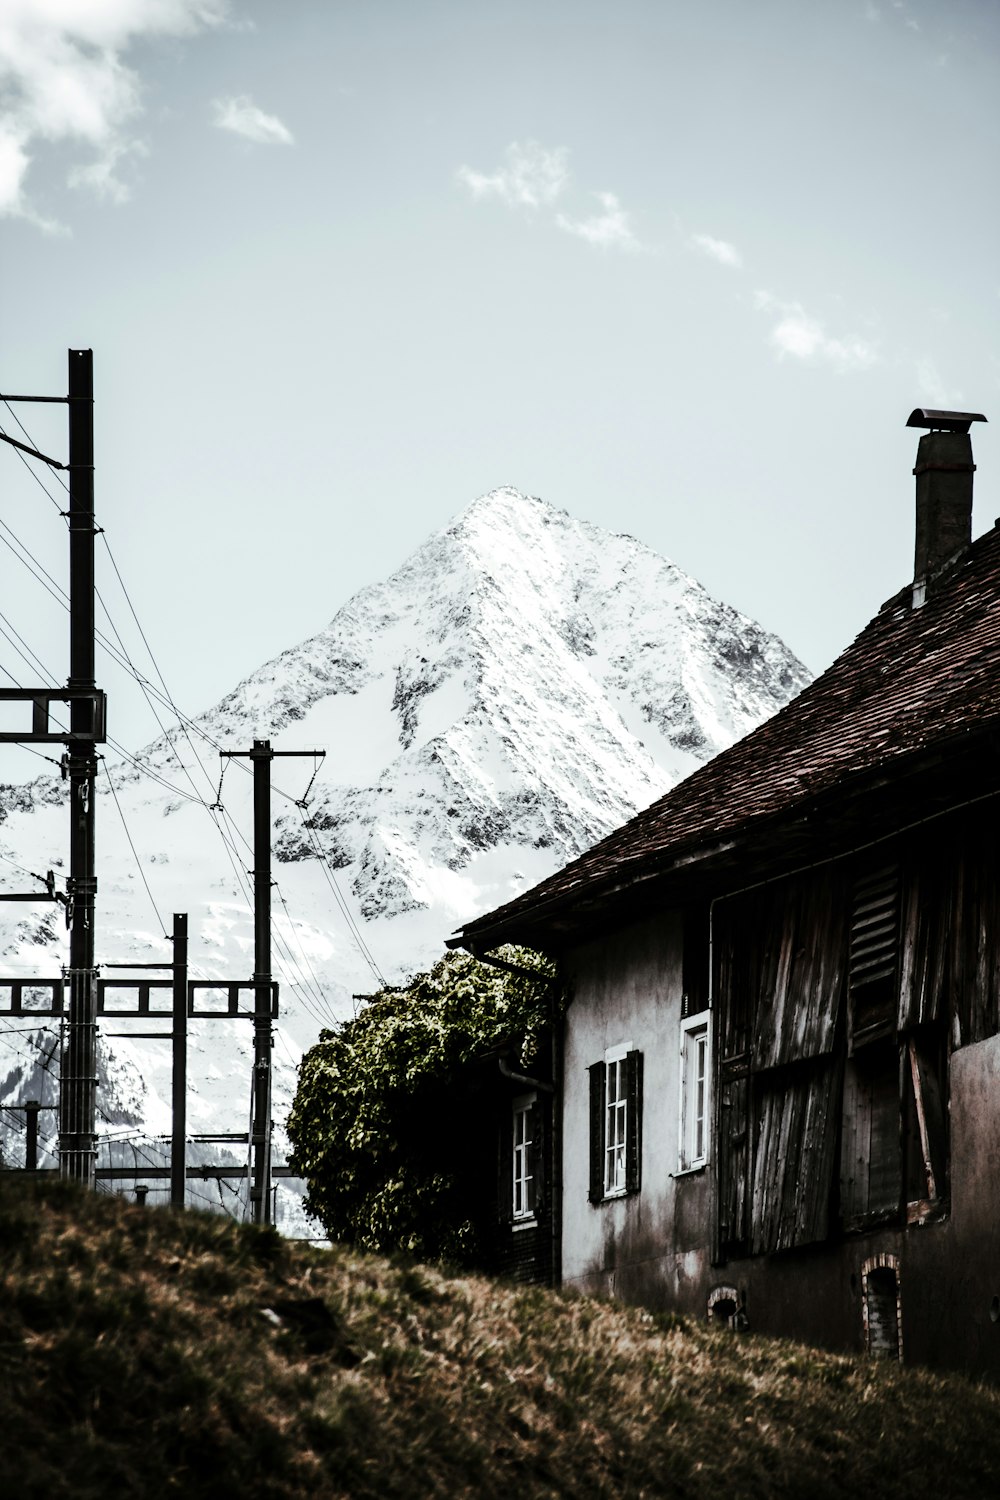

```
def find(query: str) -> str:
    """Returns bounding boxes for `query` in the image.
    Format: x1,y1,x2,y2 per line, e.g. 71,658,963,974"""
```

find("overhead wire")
0,847,62,892
0,406,390,1065
0,414,68,514
0,607,60,686
100,758,168,938
208,801,332,1019
298,811,386,986
274,882,336,1024
99,533,219,802
0,489,323,810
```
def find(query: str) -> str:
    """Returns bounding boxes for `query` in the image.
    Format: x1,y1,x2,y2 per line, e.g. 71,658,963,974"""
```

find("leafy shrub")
287,947,555,1262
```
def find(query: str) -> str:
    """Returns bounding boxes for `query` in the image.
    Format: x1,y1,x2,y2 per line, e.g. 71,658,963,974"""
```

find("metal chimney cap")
907,408,987,434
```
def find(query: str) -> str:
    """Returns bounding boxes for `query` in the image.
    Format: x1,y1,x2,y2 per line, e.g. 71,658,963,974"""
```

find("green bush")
287,947,555,1262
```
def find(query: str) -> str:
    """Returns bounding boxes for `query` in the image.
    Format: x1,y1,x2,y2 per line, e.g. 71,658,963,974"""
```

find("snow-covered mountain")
0,487,809,1192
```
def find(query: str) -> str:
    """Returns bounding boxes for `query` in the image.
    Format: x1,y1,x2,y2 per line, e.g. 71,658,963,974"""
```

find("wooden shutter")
682,905,710,1019
749,1056,842,1254
713,898,752,1259
850,865,900,1050
528,1100,546,1216
716,1056,751,1258
625,1049,643,1195
840,1041,900,1228
588,1062,605,1204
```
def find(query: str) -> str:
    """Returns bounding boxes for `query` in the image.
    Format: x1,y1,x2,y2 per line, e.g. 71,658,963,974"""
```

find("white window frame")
604,1040,632,1199
678,1012,710,1173
512,1092,537,1224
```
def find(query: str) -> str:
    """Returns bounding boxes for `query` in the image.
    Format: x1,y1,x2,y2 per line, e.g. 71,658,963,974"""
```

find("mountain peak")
0,481,811,1190
0,484,810,1037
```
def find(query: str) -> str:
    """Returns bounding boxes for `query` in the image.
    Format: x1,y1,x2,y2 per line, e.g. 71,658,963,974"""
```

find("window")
512,1094,536,1222
588,1044,643,1203
841,863,951,1231
679,1014,710,1172
605,1053,628,1194
707,1283,747,1329
861,1254,903,1361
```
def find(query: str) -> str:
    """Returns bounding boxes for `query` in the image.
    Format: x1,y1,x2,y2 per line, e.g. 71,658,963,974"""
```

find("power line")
274,883,336,1024
0,607,60,685
0,413,68,510
99,534,218,803
0,409,380,1029
299,811,386,986
100,759,168,938
0,847,64,891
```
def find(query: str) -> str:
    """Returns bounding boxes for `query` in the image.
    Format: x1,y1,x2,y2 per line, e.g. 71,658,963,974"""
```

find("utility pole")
25,1101,40,1171
60,349,100,1186
250,741,272,1227
0,350,105,1187
222,739,324,1223
102,911,189,1207
170,913,188,1209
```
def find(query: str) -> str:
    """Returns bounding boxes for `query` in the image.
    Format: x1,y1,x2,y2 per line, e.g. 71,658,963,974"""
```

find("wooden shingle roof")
453,525,1000,951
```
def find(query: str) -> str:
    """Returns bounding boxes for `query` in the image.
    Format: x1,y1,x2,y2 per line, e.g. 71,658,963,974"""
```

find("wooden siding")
899,811,1000,1044
840,1044,901,1228
752,870,848,1069
713,808,1000,1264
714,866,848,1258
750,1057,843,1254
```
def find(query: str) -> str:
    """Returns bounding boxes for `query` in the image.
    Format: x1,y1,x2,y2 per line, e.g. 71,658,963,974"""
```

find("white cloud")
68,138,148,203
556,191,640,252
754,291,879,372
457,143,640,253
915,358,963,409
891,0,921,31
690,232,742,269
0,0,228,227
456,141,569,209
212,95,294,146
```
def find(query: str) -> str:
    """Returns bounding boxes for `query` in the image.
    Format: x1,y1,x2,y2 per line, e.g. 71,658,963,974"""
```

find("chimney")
907,408,987,607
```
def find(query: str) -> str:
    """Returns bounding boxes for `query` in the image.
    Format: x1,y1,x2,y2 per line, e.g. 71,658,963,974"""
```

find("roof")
453,523,1000,952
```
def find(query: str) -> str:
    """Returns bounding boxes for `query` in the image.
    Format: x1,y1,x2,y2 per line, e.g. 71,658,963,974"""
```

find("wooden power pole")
221,739,324,1223
60,349,101,1185
0,350,106,1186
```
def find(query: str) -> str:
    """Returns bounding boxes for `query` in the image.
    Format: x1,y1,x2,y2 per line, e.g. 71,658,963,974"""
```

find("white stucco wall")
561,911,688,1293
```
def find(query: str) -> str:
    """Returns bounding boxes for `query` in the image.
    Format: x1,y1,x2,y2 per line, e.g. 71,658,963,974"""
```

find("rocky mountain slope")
0,487,809,1186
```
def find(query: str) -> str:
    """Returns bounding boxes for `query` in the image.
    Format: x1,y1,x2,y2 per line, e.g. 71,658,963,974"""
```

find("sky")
1,0,998,762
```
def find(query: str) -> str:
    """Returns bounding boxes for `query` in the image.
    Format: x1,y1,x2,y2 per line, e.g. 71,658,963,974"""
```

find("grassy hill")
2,1177,999,1499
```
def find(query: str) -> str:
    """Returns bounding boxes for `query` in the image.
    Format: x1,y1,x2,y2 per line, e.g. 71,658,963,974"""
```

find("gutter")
462,941,559,986
498,1057,554,1094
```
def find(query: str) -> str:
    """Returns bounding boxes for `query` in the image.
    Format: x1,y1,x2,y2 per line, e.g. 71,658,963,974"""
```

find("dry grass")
1,1176,999,1498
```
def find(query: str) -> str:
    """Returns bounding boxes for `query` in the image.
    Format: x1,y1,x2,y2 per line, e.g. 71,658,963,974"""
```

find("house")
449,409,1000,1375
460,1029,557,1287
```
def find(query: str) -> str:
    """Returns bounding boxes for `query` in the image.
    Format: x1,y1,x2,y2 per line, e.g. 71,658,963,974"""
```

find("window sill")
672,1162,707,1179
512,1216,538,1233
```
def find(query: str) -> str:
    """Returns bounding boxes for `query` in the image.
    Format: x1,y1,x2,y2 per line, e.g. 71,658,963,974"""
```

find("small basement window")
862,1255,903,1361
707,1283,744,1329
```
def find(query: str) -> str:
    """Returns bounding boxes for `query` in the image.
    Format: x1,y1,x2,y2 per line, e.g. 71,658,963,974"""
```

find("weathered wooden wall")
715,865,848,1258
